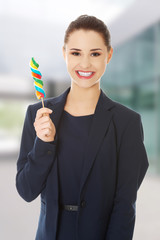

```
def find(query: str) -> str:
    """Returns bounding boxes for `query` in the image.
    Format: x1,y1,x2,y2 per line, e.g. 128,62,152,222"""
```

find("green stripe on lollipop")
32,57,39,68
33,77,43,86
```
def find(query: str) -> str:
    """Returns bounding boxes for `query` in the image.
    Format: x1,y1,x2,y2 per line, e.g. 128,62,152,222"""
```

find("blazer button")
80,200,86,208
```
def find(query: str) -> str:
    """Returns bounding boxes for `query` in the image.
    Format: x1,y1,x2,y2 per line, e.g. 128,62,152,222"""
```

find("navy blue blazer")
16,87,149,240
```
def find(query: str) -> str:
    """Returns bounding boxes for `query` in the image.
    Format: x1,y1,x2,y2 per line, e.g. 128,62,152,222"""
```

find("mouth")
76,71,95,79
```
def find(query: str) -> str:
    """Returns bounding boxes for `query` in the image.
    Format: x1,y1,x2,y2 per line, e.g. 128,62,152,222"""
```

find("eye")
71,52,80,56
91,52,101,57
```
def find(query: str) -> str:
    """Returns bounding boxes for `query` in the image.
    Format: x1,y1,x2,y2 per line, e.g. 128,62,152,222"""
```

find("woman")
16,15,149,240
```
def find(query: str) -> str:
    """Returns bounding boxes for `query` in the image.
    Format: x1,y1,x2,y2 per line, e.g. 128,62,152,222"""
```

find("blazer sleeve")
105,114,149,240
16,105,58,202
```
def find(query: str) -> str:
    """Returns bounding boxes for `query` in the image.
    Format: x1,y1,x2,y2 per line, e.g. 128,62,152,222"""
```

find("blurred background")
0,0,160,239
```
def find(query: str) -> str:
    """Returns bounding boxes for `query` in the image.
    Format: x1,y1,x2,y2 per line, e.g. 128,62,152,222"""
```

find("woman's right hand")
33,107,56,142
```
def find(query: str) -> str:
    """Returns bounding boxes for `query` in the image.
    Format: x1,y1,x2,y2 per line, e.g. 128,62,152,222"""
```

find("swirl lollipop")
29,57,46,107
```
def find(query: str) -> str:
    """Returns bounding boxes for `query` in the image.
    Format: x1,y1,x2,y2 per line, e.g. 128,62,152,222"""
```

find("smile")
76,71,95,79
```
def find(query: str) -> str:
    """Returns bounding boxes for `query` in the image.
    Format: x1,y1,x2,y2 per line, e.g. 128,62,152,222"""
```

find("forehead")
66,29,106,49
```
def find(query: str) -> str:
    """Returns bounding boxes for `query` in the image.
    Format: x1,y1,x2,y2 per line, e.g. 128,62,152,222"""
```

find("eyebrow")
70,48,103,51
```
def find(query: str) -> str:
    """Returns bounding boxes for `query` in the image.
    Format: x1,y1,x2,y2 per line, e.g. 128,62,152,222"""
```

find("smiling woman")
61,15,113,116
62,29,113,97
16,14,148,240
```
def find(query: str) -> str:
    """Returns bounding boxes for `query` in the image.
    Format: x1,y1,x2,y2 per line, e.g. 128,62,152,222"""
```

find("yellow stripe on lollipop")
30,59,38,70
34,81,43,88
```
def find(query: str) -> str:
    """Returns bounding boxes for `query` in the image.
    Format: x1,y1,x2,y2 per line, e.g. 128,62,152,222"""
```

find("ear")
107,47,113,64
62,46,66,60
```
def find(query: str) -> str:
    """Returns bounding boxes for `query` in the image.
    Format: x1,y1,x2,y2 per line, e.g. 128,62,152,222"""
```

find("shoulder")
26,93,64,120
111,101,145,149
102,90,142,134
25,98,54,124
102,90,141,119
103,97,145,148
111,100,142,135
111,100,141,120
113,99,141,125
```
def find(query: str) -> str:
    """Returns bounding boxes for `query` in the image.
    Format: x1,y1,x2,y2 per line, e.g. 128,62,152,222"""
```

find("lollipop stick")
41,97,47,117
41,97,44,108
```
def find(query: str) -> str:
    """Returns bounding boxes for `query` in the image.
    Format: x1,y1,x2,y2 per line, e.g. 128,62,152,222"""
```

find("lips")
76,71,95,79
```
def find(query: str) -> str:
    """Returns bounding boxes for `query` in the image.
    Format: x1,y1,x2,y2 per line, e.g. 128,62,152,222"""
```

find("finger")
36,108,52,120
40,122,52,131
34,118,54,134
39,128,52,137
34,123,50,134
34,119,54,132
35,116,50,126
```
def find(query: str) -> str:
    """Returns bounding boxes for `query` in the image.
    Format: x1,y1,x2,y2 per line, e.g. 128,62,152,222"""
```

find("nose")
79,56,91,69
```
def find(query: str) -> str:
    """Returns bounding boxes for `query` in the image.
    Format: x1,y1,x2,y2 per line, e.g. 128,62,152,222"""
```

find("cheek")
97,61,106,74
66,57,78,69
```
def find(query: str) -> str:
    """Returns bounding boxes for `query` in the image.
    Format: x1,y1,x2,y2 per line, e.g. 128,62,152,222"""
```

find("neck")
66,83,101,112
68,84,100,102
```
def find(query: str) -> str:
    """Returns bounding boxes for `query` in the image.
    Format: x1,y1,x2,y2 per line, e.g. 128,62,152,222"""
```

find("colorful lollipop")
29,57,46,107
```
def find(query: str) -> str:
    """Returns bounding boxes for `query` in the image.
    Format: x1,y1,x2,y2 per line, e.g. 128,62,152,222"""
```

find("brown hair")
64,14,111,51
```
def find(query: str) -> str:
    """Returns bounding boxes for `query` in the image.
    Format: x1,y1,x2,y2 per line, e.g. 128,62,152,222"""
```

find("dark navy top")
56,110,94,240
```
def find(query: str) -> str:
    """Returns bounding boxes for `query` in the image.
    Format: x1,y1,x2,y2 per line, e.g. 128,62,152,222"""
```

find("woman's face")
63,29,113,89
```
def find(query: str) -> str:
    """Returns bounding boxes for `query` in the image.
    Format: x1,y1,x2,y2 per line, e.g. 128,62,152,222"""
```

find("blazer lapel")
48,87,71,131
79,89,115,199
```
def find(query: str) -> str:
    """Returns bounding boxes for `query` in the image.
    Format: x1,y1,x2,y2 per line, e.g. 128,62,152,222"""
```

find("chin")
73,81,100,90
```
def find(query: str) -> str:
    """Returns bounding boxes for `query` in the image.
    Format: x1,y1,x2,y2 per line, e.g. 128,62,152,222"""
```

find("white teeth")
78,71,93,77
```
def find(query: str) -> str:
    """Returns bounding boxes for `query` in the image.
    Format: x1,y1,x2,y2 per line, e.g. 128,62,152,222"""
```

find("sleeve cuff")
33,136,57,155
